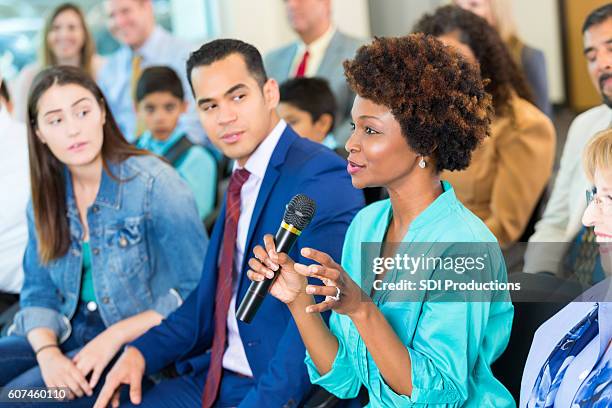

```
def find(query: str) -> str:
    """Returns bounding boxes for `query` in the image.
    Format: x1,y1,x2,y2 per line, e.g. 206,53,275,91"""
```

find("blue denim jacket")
11,155,209,342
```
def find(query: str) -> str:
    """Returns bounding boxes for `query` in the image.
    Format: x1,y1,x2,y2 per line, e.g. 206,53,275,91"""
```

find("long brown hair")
414,5,535,119
27,66,148,263
41,3,96,77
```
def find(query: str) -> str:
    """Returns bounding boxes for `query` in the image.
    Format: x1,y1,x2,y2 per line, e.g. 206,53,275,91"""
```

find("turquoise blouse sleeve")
304,312,362,399
304,216,362,399
375,302,486,406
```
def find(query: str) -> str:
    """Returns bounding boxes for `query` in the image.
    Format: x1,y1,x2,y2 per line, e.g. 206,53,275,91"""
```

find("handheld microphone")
237,194,316,323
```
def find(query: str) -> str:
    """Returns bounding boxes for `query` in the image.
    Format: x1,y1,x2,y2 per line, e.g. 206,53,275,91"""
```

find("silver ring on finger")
329,286,341,301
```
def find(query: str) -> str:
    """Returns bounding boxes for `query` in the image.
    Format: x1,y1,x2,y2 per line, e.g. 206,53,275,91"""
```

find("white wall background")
368,0,443,37
512,0,564,103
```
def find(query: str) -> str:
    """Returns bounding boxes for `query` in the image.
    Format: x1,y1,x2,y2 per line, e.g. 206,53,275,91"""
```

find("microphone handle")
236,224,300,323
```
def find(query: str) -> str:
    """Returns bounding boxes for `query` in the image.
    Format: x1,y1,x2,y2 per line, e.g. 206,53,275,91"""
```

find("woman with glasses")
520,128,612,407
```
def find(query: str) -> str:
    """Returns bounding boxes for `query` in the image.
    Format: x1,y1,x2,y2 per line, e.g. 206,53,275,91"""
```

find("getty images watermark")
359,242,519,302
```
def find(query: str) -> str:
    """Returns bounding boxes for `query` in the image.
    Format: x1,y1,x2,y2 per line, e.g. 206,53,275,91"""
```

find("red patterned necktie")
294,50,310,77
201,168,251,408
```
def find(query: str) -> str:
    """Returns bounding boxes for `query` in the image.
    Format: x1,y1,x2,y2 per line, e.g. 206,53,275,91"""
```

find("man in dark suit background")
264,0,363,146
94,39,364,408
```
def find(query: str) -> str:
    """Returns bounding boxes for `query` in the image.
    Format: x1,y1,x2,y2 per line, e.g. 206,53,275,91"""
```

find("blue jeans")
0,302,121,407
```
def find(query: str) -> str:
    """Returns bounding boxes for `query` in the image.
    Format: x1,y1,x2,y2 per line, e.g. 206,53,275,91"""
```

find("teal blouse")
80,241,95,303
305,181,515,407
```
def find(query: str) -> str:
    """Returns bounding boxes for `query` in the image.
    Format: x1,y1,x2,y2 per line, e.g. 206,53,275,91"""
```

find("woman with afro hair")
415,5,556,248
246,33,514,407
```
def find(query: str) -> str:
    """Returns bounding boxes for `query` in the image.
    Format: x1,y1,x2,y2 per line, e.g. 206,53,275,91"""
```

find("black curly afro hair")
343,33,493,172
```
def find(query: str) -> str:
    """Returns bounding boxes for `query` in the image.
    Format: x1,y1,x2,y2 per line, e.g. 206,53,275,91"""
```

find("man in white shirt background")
524,4,612,282
98,0,207,145
0,69,29,325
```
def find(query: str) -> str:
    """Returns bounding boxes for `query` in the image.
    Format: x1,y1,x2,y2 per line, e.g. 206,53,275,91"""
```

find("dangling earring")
418,157,426,169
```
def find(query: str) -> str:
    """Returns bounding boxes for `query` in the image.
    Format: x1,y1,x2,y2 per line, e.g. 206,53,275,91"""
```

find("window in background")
0,0,219,81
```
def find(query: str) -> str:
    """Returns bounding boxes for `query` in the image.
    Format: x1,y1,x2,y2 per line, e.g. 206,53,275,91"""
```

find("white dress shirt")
221,119,287,376
524,104,612,275
289,25,336,78
0,106,29,293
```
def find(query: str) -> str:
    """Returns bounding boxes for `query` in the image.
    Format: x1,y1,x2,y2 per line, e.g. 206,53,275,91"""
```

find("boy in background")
279,77,384,204
135,66,217,221
278,77,340,152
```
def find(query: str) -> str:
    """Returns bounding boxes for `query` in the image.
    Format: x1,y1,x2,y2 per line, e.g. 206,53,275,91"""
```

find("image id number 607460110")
0,387,69,402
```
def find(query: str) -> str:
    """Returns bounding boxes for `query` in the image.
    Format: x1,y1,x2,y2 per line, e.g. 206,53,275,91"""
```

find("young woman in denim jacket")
0,66,208,404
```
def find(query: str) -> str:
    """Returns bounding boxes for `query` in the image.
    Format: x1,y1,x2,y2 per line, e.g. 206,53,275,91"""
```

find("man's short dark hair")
135,66,184,103
583,3,612,33
186,39,268,92
0,80,10,103
279,77,337,132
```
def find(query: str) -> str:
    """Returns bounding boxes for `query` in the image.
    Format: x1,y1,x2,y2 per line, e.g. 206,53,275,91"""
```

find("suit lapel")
281,43,299,79
243,129,297,262
204,201,226,281
237,128,298,297
316,30,343,77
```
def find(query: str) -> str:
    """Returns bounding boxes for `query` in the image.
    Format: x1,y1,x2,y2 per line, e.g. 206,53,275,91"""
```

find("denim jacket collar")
64,160,123,218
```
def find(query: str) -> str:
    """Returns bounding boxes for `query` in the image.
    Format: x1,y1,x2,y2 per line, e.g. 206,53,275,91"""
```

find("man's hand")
93,346,145,408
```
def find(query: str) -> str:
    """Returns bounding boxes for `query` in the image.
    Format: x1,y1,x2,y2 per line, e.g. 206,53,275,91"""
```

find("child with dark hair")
278,77,338,150
279,77,385,204
135,66,217,221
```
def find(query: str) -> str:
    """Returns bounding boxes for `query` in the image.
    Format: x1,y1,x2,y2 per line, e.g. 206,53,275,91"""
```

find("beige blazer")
443,95,556,247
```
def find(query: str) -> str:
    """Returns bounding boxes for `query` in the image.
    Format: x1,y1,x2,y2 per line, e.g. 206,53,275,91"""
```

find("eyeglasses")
586,186,612,215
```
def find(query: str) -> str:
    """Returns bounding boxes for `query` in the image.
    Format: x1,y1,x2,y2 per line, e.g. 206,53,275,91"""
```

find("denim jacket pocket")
104,215,148,277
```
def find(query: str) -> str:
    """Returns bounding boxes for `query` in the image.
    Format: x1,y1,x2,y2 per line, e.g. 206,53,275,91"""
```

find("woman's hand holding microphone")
247,234,366,317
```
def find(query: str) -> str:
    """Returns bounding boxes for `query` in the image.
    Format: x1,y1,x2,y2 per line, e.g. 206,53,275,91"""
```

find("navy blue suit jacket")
131,126,364,407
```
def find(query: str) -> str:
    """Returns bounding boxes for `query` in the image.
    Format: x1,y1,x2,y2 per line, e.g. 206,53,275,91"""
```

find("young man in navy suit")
94,39,364,408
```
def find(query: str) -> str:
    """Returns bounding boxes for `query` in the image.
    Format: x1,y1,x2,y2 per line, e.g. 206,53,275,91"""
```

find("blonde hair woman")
12,3,106,121
454,0,552,118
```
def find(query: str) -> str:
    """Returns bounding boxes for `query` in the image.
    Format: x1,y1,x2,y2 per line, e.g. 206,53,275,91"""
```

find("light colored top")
97,26,206,145
0,106,29,293
289,25,336,78
322,133,338,150
305,182,515,407
222,119,287,376
442,95,556,247
524,104,612,275
11,55,107,123
520,279,612,407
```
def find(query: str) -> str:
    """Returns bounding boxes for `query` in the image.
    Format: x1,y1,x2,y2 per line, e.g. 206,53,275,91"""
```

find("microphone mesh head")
283,194,316,231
